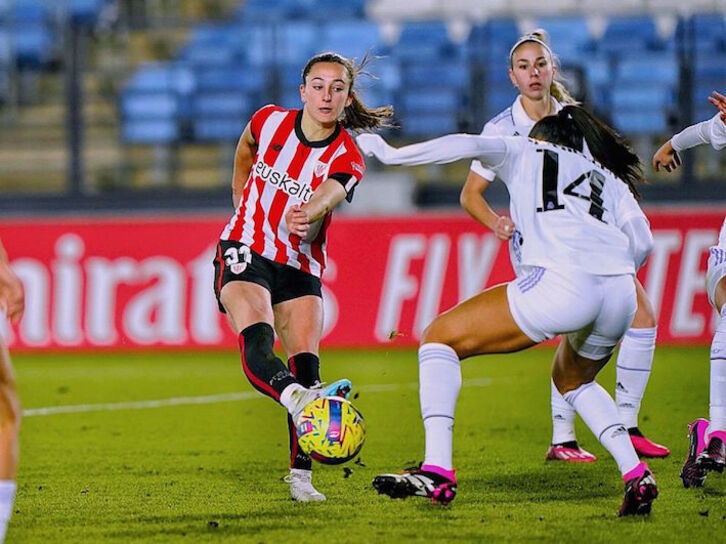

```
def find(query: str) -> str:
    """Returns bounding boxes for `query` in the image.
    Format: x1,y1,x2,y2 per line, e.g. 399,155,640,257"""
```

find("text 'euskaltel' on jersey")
254,160,314,202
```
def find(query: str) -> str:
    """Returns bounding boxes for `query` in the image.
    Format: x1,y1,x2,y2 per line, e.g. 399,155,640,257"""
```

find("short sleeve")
329,141,366,202
469,121,502,180
249,104,284,143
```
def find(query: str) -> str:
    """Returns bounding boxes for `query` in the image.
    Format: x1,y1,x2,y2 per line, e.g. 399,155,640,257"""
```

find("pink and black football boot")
697,430,726,475
628,427,670,458
681,418,709,488
373,464,457,506
545,441,597,463
618,462,658,517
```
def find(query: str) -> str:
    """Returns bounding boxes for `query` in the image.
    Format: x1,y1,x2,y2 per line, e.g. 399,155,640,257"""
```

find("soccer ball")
296,396,366,465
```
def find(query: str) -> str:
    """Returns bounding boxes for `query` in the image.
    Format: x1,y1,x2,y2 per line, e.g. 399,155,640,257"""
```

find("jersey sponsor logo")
254,160,313,202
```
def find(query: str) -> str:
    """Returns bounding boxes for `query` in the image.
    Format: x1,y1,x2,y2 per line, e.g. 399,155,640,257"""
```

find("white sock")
615,327,657,429
551,379,577,444
0,480,16,542
419,342,461,471
710,307,726,432
279,383,305,415
564,382,640,477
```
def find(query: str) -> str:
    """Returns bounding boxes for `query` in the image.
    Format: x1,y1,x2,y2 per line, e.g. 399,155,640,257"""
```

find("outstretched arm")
356,133,508,168
653,91,726,172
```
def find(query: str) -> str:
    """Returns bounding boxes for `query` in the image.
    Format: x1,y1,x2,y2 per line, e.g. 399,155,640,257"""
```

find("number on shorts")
224,245,252,266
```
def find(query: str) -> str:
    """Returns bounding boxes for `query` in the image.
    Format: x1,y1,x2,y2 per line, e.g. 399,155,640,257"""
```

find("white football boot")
290,378,352,424
286,469,326,502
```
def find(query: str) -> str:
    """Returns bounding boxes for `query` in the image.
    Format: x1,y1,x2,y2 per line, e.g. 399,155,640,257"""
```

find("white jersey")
470,96,563,180
356,132,647,276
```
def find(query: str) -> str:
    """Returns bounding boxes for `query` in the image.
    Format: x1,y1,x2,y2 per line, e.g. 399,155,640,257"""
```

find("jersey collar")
512,96,563,129
295,109,341,148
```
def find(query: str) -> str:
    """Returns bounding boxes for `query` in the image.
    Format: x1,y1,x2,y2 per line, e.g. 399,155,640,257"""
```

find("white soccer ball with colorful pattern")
296,396,366,464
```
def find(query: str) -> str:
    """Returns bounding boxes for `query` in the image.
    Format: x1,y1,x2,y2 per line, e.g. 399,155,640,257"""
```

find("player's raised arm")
654,91,726,172
356,133,509,168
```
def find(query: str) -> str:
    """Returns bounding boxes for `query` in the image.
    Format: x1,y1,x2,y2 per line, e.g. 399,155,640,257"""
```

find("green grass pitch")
9,345,723,542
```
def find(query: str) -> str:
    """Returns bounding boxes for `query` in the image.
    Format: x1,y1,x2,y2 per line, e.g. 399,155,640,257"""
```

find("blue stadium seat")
123,120,179,144
12,23,52,69
676,14,726,53
611,110,667,135
121,92,179,118
125,64,195,95
180,42,235,67
193,117,247,141
194,66,267,94
401,89,460,114
400,113,458,136
273,21,319,65
610,86,674,109
615,54,678,85
596,16,662,56
693,53,726,79
393,21,457,62
532,16,592,63
402,61,469,88
319,21,384,59
468,18,519,63
193,92,250,117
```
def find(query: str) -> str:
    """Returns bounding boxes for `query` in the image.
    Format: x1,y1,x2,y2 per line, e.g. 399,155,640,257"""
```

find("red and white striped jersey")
221,105,366,278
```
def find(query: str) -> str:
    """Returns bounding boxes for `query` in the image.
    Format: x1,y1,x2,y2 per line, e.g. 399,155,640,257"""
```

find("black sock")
238,323,296,402
287,353,321,470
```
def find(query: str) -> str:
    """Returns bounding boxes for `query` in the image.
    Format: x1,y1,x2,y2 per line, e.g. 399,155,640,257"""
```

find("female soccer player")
213,52,393,501
0,238,23,542
462,30,668,462
653,91,726,488
358,105,658,516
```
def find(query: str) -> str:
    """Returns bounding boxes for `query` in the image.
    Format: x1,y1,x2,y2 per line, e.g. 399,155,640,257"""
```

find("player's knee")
0,385,21,431
631,305,657,329
240,322,275,362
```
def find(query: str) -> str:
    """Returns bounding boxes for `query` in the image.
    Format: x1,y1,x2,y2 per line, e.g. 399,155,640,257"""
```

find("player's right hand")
652,140,681,173
494,216,516,241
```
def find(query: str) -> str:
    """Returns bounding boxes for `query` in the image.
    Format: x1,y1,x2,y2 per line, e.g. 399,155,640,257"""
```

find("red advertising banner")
0,209,722,350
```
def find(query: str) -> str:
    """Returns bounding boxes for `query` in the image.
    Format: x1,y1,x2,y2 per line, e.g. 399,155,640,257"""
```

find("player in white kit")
462,29,667,462
653,91,726,487
358,105,658,516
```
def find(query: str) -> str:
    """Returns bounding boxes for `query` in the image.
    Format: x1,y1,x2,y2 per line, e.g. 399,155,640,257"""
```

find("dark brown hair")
529,105,645,198
301,51,394,131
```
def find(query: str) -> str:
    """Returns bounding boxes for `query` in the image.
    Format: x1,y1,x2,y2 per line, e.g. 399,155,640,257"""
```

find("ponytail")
529,105,645,198
302,51,395,132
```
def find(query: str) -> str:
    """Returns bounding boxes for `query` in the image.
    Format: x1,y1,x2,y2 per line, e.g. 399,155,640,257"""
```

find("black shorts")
213,240,322,312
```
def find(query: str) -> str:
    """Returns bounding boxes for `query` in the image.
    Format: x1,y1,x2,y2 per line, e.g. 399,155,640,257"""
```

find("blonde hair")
509,29,578,106
302,51,395,131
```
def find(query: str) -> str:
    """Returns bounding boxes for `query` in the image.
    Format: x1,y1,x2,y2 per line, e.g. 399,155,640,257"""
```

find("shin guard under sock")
238,323,296,402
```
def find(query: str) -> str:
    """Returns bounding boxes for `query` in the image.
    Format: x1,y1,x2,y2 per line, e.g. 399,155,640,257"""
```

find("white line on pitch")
22,378,492,417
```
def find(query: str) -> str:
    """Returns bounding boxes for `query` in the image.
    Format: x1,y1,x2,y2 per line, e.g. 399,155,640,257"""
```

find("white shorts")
507,267,637,359
706,217,726,308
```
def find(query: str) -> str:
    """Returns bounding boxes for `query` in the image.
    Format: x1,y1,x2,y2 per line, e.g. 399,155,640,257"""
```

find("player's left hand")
709,90,726,122
652,140,681,173
285,204,310,238
0,261,24,324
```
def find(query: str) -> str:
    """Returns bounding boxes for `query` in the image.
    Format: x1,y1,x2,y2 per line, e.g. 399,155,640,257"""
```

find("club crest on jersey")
314,161,328,178
254,160,313,202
